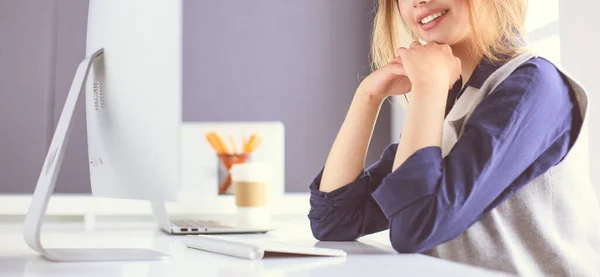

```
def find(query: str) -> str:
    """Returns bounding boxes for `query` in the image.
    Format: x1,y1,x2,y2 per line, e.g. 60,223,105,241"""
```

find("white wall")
526,0,560,63
558,0,600,197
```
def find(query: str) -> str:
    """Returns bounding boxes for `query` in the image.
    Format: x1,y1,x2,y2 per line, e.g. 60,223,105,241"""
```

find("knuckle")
396,48,408,56
384,62,398,71
388,63,403,74
388,62,401,69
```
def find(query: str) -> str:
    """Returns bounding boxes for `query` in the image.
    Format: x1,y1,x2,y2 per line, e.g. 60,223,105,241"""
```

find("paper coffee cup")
230,162,273,207
236,207,271,228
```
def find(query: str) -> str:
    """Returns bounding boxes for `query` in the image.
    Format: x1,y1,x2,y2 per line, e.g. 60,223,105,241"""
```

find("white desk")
0,216,511,276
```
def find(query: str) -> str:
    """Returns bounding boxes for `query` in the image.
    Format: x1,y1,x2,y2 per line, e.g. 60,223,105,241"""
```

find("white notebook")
181,235,347,260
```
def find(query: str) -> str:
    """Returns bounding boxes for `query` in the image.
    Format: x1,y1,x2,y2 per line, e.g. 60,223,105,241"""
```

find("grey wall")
0,0,90,194
182,0,390,192
0,0,389,194
52,0,91,193
1,0,59,194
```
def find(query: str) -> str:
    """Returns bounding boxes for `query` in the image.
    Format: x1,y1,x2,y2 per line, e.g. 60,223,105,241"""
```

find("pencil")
213,132,230,154
248,136,262,153
229,134,238,154
205,133,220,153
242,135,248,153
246,134,257,153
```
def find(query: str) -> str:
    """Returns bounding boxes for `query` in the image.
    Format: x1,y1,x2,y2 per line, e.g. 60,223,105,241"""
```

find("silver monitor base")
40,249,169,262
22,48,170,262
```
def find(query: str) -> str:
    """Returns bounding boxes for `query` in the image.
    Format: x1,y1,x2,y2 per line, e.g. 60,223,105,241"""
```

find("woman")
308,0,600,275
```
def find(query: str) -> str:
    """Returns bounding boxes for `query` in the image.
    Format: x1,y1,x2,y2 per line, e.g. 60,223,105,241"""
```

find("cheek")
454,1,471,31
399,5,415,29
455,13,472,36
400,13,418,35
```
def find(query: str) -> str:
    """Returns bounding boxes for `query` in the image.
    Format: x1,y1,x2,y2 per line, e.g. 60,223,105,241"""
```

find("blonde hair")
371,0,528,70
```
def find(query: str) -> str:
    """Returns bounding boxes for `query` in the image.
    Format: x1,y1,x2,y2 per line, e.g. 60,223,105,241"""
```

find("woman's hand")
397,41,461,93
390,41,461,170
358,54,412,101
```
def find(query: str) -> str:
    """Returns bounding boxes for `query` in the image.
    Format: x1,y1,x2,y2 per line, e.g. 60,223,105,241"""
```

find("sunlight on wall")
528,35,561,65
525,0,559,31
525,0,561,65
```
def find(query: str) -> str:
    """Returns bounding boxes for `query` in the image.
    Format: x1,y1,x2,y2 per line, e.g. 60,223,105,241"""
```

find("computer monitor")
23,0,183,262
85,0,182,201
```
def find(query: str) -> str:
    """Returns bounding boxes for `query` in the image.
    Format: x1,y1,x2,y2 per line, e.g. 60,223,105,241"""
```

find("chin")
422,36,451,45
421,33,462,46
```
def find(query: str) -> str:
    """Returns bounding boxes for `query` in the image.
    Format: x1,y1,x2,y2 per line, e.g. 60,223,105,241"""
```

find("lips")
416,9,449,31
420,10,447,25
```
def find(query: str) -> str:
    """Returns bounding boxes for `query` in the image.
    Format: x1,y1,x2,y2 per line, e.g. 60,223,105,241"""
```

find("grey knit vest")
426,52,600,276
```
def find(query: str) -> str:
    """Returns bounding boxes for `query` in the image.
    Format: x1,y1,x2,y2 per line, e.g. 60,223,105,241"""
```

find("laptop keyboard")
172,220,234,229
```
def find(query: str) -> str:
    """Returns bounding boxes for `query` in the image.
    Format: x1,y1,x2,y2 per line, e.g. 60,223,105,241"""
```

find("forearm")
393,84,447,170
310,193,389,241
319,90,384,193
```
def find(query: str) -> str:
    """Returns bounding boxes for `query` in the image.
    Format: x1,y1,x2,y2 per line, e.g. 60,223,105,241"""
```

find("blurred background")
0,0,390,195
0,0,597,215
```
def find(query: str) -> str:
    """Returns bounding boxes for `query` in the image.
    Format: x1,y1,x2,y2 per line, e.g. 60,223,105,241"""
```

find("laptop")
151,202,272,235
153,122,283,235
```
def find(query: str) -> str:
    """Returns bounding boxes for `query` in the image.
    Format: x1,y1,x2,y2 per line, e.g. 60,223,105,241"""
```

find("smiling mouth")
419,10,448,25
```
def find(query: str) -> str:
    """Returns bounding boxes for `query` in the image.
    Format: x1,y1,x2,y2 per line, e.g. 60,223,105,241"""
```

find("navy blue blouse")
308,57,583,253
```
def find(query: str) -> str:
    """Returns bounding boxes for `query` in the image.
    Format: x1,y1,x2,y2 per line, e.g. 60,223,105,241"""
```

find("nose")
412,0,429,7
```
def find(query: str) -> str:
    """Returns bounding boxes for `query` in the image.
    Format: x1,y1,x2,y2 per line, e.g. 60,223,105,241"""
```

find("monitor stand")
22,48,170,262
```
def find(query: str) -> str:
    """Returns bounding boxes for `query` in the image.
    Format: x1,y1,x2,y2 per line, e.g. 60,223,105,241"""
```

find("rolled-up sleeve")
308,58,579,252
308,144,397,241
371,59,579,253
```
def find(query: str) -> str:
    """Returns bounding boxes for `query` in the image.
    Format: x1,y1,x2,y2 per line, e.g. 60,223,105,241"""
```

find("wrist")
412,79,447,91
409,84,448,108
355,87,386,107
412,80,448,98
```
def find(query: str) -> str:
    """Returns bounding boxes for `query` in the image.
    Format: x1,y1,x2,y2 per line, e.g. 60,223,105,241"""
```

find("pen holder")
217,153,250,195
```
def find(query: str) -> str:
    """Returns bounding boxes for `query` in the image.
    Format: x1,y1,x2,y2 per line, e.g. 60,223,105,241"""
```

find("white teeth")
420,10,446,25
